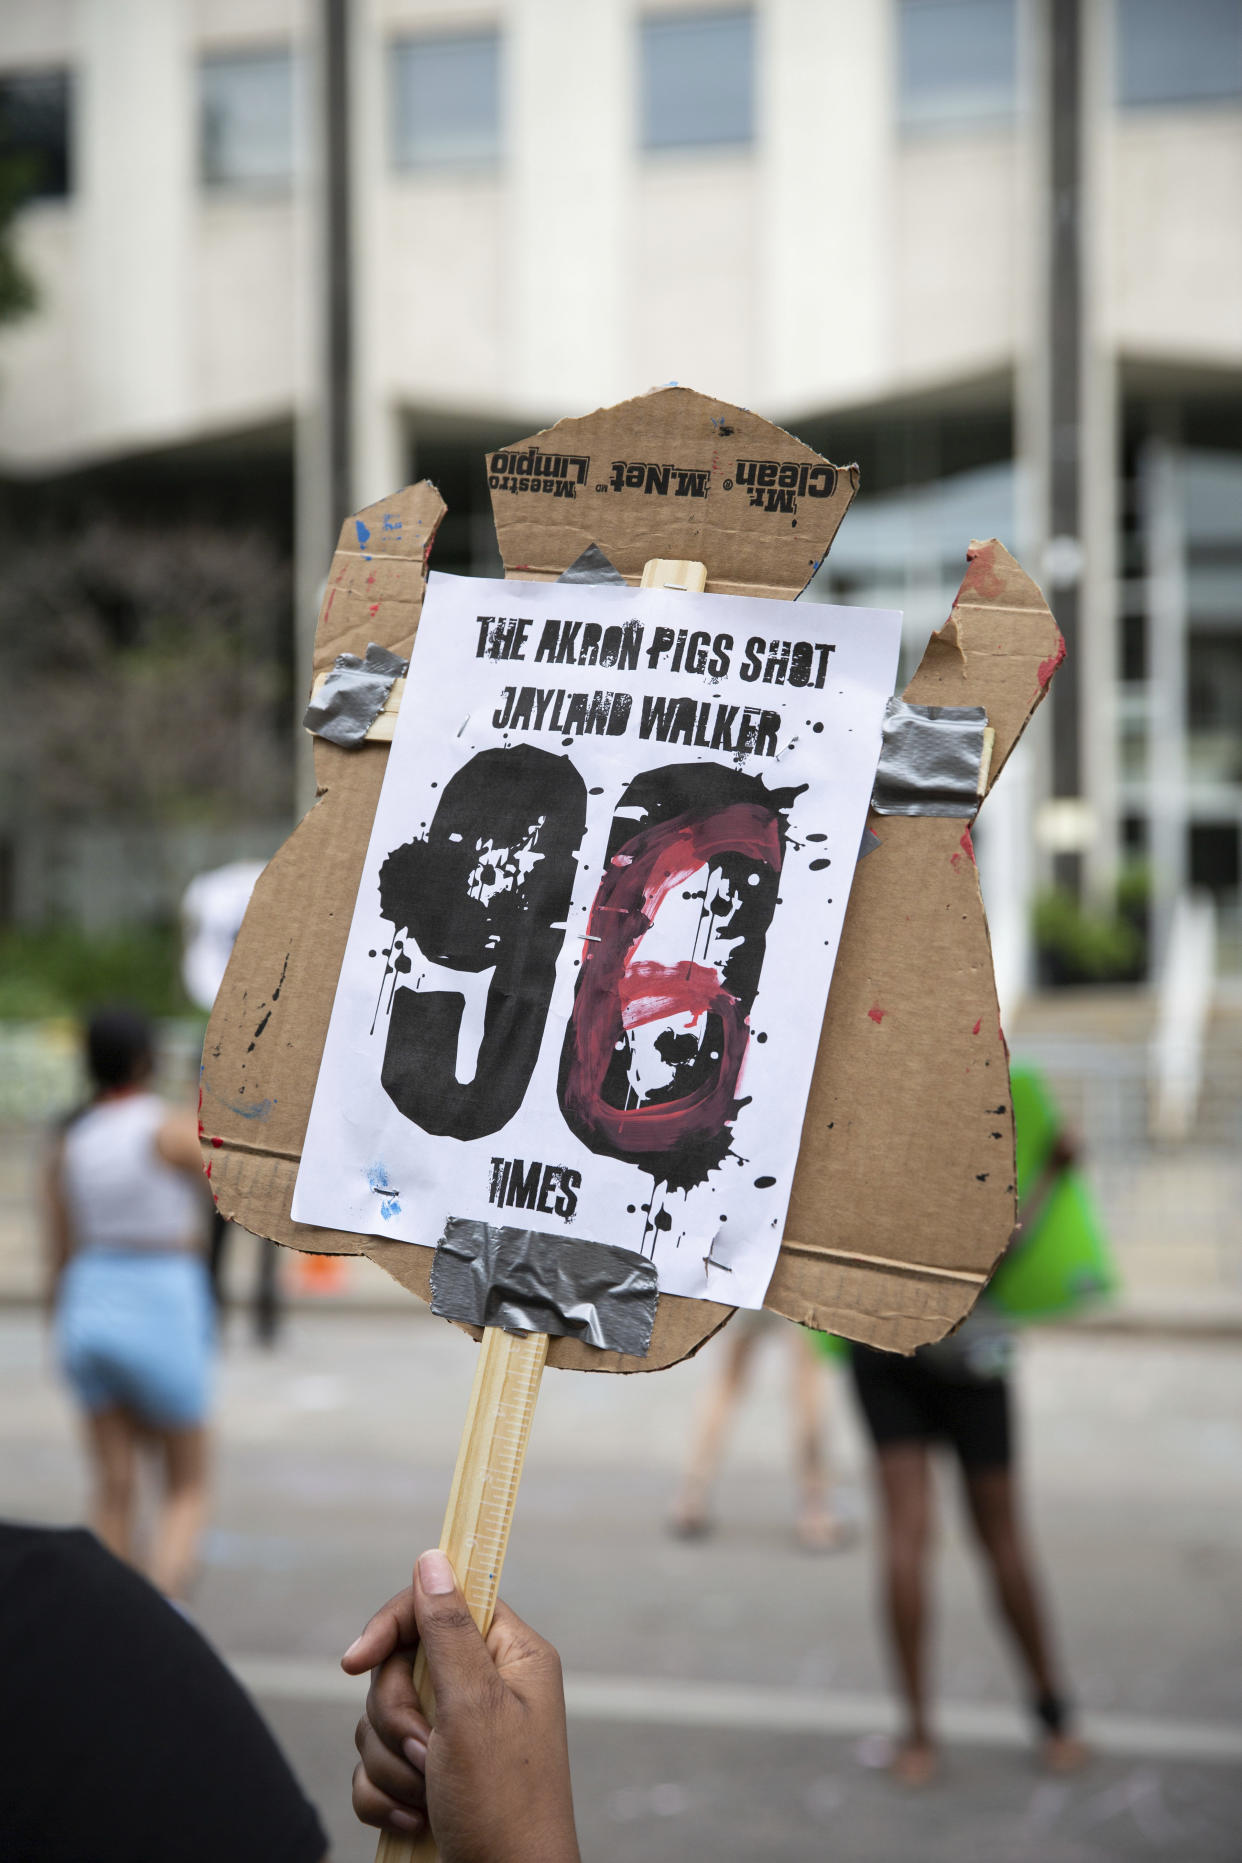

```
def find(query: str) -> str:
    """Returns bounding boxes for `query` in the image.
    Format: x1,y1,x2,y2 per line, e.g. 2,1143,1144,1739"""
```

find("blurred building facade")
2,0,1241,989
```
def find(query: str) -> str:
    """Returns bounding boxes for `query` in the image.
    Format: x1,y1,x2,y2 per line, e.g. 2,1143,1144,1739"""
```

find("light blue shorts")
57,1252,215,1430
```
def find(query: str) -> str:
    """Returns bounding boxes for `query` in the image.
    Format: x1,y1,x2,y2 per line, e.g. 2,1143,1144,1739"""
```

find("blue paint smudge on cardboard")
230,1097,274,1120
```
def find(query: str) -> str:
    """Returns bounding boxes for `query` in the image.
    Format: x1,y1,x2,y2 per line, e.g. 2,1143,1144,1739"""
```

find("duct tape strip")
430,1218,659,1357
303,642,409,746
871,700,988,817
558,542,627,586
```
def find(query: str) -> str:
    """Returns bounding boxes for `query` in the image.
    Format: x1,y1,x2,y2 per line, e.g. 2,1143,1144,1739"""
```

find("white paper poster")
293,572,901,1309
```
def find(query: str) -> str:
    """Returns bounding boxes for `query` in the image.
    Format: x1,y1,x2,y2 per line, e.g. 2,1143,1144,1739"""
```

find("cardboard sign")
201,388,1063,1371
291,572,900,1309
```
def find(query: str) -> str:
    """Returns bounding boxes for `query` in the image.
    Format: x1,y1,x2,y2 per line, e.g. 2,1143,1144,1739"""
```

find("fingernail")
418,1549,455,1595
342,1635,364,1665
403,1735,428,1770
389,1808,424,1834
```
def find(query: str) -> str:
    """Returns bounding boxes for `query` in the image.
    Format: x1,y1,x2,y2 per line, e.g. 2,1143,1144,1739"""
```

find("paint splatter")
962,540,1003,601
367,1164,402,1221
868,1005,885,1024
1037,634,1067,691
972,1018,982,1035
228,1098,274,1120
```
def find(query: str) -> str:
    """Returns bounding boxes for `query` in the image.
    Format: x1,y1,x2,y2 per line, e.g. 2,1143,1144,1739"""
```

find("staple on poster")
870,700,988,817
430,1219,659,1357
303,642,409,746
557,543,628,586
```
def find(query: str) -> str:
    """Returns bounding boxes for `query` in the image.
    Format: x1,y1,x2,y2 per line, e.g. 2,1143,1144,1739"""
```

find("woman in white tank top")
45,1009,214,1599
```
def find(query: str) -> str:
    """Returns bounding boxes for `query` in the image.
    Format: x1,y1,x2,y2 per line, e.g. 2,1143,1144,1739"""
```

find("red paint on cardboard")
962,540,1003,601
1037,634,1066,690
868,1005,886,1024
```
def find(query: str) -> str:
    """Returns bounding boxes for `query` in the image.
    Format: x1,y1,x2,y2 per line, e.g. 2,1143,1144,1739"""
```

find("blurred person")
670,1309,845,1550
0,1519,327,1863
849,1110,1089,1785
343,1547,580,1860
43,1007,214,1599
181,860,283,1344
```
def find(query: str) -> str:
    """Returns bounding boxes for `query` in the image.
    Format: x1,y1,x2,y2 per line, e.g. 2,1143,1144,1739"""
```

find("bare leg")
84,1407,140,1566
961,1465,1086,1771
670,1328,758,1535
148,1425,210,1600
789,1332,842,1550
874,1443,937,1782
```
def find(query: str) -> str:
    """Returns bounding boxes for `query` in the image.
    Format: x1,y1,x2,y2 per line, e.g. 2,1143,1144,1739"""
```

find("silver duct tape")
557,542,627,586
303,642,408,746
871,700,988,817
858,825,882,861
430,1218,658,1357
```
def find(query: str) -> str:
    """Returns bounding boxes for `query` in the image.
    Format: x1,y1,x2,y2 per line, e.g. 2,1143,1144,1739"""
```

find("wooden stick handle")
375,1325,549,1863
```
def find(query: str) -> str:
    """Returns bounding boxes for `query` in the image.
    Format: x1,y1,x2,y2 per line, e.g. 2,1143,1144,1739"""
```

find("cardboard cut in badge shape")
201,386,1063,1371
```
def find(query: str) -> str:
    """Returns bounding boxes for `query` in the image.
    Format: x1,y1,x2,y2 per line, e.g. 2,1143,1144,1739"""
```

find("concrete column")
1144,430,1189,974
293,0,330,811
351,0,405,508
77,0,195,446
506,0,631,413
1019,0,1116,908
758,0,894,413
1079,0,1120,906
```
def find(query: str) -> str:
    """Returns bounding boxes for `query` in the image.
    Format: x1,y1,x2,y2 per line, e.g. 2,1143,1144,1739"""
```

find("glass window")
898,0,1016,131
0,68,71,200
640,10,754,151
389,32,501,170
1118,0,1242,107
201,49,294,189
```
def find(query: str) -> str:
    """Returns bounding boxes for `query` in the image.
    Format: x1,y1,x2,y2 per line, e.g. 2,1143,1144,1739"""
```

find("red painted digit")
559,799,783,1168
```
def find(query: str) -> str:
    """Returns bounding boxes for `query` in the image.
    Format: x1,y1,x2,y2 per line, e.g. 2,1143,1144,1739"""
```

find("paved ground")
3,1304,1241,1861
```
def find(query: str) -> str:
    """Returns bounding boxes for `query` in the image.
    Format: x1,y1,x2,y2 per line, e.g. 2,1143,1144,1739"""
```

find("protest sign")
291,572,900,1310
201,387,1064,1370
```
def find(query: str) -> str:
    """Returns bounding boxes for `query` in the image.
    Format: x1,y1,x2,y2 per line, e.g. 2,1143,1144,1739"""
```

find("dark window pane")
1187,630,1242,786
1121,610,1146,682
898,0,1016,129
390,33,501,169
1118,0,1242,106
0,68,71,200
1189,822,1240,894
201,50,294,188
641,10,754,151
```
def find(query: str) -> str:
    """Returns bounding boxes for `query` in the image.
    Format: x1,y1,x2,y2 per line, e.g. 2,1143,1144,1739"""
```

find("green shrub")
0,923,194,1021
1033,887,1146,985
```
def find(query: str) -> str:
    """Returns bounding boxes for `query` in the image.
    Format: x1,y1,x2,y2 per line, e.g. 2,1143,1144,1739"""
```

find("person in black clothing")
0,1521,327,1863
850,1298,1086,1784
0,1520,581,1863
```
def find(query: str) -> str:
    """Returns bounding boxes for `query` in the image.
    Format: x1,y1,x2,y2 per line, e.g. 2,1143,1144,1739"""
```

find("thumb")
413,1550,498,1716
